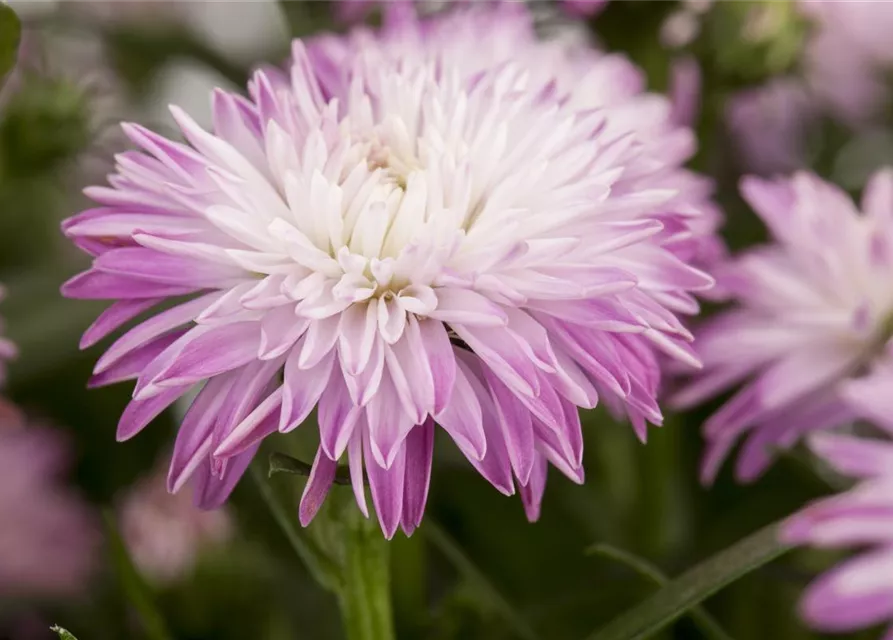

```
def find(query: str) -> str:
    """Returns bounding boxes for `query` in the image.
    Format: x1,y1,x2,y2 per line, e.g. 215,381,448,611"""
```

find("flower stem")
335,508,395,640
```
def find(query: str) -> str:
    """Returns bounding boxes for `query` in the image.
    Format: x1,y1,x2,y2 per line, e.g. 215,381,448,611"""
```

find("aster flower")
119,456,233,585
782,432,893,639
675,169,893,483
0,419,99,599
63,4,714,537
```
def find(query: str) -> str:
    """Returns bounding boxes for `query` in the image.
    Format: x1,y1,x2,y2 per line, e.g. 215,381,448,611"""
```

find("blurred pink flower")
800,0,893,127
676,169,893,482
0,420,99,599
560,0,608,19
119,458,233,585
725,77,818,175
783,432,893,638
63,3,716,536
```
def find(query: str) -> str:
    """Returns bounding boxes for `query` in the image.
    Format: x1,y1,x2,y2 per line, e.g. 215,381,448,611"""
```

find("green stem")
336,508,395,640
249,461,339,590
102,511,173,640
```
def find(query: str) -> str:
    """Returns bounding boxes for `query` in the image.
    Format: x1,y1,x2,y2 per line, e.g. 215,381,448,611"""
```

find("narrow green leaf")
588,544,735,640
50,626,78,640
250,460,341,590
102,511,173,640
587,522,791,640
0,3,21,88
424,522,540,640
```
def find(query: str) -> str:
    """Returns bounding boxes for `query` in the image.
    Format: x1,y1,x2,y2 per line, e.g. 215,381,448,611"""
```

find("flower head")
0,419,99,598
64,4,714,536
119,456,233,585
782,432,893,637
676,169,893,483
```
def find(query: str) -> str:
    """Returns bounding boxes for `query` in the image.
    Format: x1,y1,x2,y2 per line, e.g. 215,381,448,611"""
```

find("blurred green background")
0,2,883,639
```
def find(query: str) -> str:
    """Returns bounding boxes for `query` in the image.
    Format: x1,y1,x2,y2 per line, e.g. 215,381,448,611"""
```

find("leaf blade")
0,3,20,89
102,511,173,640
586,522,791,640
588,544,735,640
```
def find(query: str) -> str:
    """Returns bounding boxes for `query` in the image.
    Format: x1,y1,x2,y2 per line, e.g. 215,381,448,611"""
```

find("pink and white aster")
62,5,714,537
675,169,893,483
783,432,893,639
0,419,99,599
119,456,233,585
311,3,723,273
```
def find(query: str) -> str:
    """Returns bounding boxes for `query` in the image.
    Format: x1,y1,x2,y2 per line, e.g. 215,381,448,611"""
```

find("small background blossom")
676,170,893,482
119,455,233,585
0,418,99,599
783,431,893,638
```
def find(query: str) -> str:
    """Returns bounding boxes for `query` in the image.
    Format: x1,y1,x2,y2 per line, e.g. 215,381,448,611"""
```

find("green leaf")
424,522,540,640
102,511,174,640
586,522,791,640
0,3,20,89
587,544,735,640
50,626,78,640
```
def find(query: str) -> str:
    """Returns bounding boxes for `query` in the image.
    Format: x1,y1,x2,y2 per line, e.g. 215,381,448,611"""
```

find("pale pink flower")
0,420,99,598
676,169,893,483
64,4,714,536
783,432,893,638
800,0,893,127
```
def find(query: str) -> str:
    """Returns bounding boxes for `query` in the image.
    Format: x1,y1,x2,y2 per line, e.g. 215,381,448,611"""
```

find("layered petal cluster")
676,169,893,483
63,5,714,536
0,419,99,598
783,432,893,639
119,457,233,584
310,3,723,270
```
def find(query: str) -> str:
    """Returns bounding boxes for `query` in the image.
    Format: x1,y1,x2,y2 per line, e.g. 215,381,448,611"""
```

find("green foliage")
707,0,810,83
0,75,92,178
0,3,20,88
